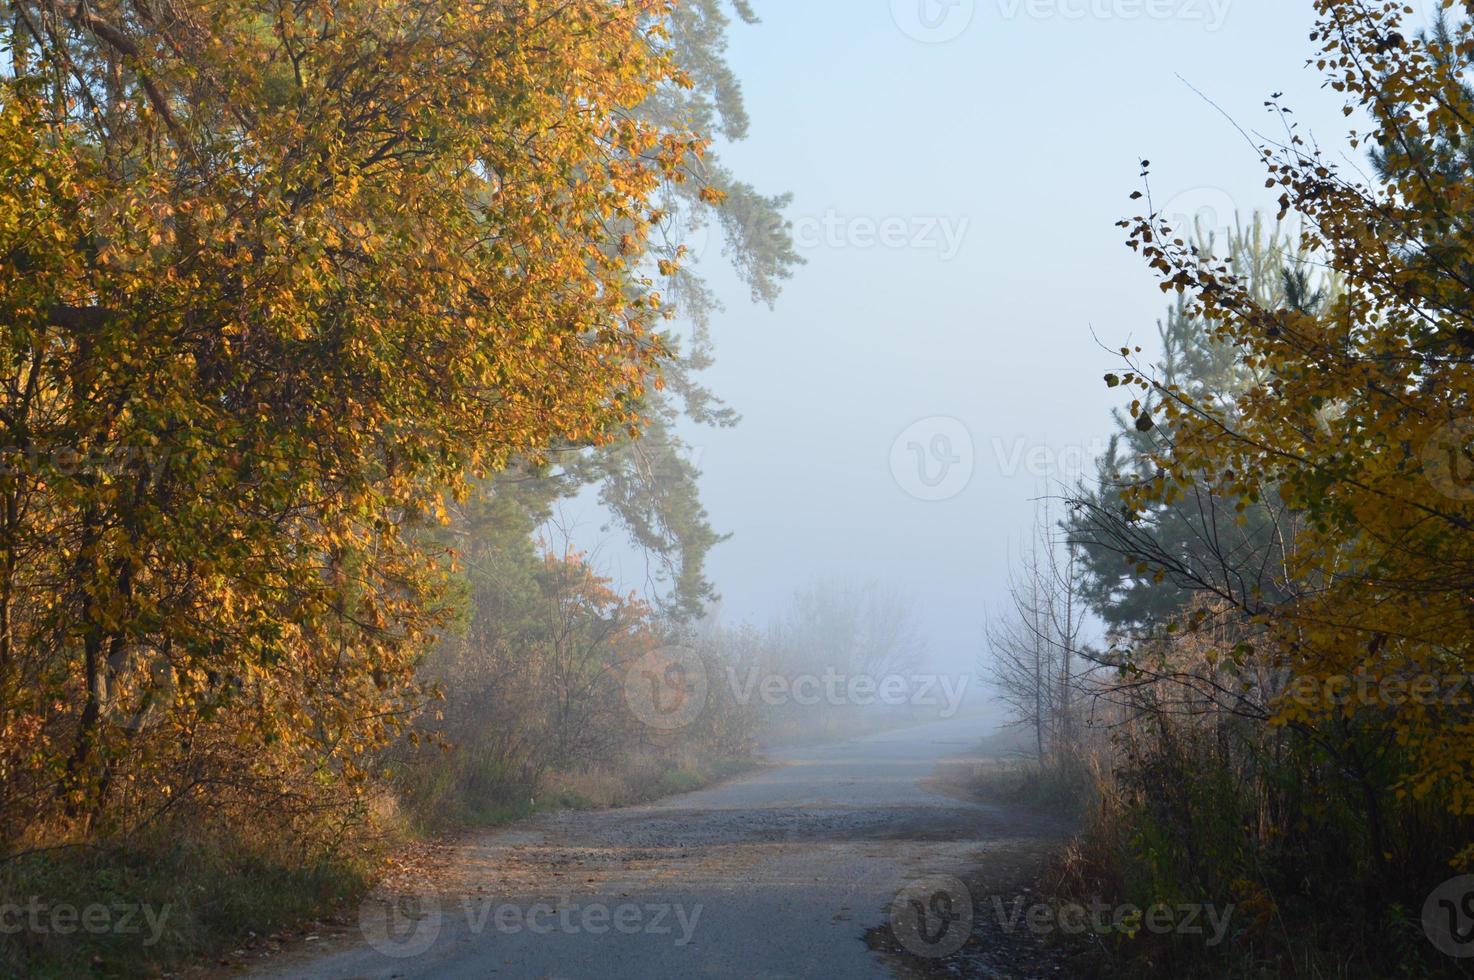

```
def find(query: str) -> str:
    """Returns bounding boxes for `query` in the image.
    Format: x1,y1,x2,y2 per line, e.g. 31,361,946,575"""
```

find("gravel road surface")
250,715,1059,980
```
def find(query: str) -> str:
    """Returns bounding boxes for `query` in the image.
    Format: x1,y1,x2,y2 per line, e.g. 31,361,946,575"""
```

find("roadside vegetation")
984,6,1474,976
0,5,947,974
0,1,800,976
7,0,1474,978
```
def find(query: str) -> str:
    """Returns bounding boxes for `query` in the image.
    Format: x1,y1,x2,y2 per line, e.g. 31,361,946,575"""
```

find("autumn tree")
1110,0,1474,860
0,0,723,841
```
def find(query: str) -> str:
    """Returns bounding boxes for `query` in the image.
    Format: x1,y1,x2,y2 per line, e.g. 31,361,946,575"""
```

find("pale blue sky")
579,0,1443,667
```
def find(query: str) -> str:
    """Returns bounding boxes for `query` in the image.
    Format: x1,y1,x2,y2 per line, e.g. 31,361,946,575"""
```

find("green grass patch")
0,827,373,979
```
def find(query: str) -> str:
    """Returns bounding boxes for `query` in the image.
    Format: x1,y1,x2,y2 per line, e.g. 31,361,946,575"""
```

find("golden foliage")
0,0,708,838
1115,0,1474,840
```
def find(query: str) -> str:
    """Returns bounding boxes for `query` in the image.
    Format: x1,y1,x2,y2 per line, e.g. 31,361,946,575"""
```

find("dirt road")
250,715,1063,979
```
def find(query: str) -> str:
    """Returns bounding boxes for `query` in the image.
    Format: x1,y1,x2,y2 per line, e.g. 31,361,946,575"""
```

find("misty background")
559,0,1434,681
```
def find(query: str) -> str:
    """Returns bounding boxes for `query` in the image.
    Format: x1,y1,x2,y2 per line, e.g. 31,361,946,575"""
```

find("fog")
12,2,1473,975
566,0,1416,682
